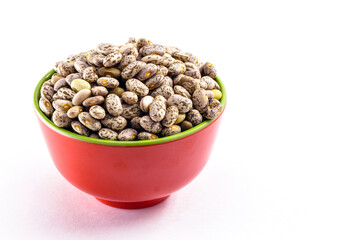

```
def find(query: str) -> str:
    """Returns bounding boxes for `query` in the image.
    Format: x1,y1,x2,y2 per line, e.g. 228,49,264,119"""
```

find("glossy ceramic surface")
34,69,226,209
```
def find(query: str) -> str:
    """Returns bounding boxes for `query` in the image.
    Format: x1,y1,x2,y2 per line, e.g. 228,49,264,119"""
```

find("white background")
1,0,360,239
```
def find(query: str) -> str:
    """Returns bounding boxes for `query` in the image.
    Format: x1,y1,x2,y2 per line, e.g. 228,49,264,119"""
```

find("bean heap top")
39,37,223,141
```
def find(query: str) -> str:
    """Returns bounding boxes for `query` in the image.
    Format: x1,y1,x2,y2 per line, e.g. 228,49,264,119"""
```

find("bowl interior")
33,69,227,146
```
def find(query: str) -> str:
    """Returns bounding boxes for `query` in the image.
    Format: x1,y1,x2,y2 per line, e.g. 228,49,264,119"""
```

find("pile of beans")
39,37,223,140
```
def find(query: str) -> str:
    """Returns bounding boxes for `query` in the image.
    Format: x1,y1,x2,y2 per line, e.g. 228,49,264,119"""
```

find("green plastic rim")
33,69,227,146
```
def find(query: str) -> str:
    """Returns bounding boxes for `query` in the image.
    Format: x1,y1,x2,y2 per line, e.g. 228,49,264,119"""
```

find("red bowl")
34,70,227,209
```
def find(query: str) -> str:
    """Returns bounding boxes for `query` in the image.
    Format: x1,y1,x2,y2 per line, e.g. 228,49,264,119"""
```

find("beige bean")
74,60,89,73
136,63,158,81
139,95,154,112
130,117,143,131
40,84,55,101
203,99,223,119
51,73,64,85
71,79,91,92
174,85,191,98
72,89,91,105
65,73,82,85
54,78,68,91
82,67,99,83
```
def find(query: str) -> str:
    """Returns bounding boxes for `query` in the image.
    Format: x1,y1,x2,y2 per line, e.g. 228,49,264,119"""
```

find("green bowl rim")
33,69,227,146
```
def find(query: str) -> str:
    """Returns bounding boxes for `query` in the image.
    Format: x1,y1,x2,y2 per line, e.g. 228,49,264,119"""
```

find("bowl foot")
95,195,170,209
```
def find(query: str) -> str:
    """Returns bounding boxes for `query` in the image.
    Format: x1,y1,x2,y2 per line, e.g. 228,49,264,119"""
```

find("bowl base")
95,195,170,209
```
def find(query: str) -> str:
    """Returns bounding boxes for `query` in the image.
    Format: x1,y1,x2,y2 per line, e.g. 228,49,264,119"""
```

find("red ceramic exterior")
37,110,224,208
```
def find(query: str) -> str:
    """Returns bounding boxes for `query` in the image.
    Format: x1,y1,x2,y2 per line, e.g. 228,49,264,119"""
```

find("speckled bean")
78,112,102,131
101,114,127,131
83,96,104,107
54,78,68,91
140,44,165,56
119,55,136,71
187,109,203,126
99,128,118,140
74,60,89,73
71,121,90,136
136,63,158,81
150,85,174,99
121,103,141,119
126,78,149,97
139,116,163,133
174,85,191,98
121,91,138,104
40,84,55,101
203,99,223,119
97,67,121,78
52,99,73,112
105,94,123,116
202,62,217,79
91,86,108,96
138,132,158,140
118,128,138,141
103,52,122,67
57,87,76,100
192,88,209,110
97,77,119,89
168,62,186,76
149,100,166,122
67,106,83,118
82,67,99,83
121,61,146,80
145,75,165,90
167,94,193,113
39,97,54,117
161,125,181,136
161,106,179,127
130,117,143,131
65,73,82,85
52,110,72,127
89,105,106,119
